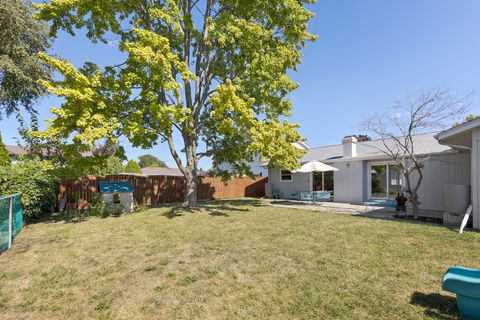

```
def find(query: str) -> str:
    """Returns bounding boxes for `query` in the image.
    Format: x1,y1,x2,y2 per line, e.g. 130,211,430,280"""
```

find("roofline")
437,118,480,141
321,149,458,163
306,131,441,150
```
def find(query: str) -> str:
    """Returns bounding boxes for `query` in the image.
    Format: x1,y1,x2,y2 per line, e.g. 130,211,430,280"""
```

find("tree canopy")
0,132,11,166
89,156,124,177
453,114,480,127
138,154,167,168
124,160,142,174
35,0,315,205
0,0,51,119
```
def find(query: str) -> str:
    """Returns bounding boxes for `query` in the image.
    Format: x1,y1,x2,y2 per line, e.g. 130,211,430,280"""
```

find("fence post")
8,195,13,249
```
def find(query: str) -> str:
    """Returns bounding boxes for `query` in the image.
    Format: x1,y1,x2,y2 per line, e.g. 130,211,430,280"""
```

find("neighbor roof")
300,132,452,163
6,145,27,156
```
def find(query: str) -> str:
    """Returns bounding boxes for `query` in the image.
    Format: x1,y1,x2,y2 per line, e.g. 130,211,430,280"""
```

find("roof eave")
437,118,480,142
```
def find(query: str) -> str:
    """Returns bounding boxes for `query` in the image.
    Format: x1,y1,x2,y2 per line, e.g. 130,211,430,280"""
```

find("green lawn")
1,199,479,319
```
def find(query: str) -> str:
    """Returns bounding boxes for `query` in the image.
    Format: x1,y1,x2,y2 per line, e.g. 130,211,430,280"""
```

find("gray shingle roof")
6,145,27,155
300,132,452,163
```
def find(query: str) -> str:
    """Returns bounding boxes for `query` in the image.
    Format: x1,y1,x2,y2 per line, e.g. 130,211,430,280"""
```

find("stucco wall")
268,168,311,198
332,161,364,204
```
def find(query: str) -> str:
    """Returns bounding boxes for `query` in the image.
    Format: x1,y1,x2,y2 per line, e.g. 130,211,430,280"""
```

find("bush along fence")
0,193,23,253
59,174,268,209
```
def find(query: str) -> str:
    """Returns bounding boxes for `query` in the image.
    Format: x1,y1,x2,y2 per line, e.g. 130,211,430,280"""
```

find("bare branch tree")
362,88,472,218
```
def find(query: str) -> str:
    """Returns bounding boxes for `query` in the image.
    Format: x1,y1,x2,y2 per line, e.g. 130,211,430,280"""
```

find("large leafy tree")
124,160,142,174
35,0,314,206
0,0,51,119
138,154,167,168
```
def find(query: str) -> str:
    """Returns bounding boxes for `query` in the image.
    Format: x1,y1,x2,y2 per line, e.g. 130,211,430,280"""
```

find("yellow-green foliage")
34,0,315,182
0,132,10,166
124,160,142,174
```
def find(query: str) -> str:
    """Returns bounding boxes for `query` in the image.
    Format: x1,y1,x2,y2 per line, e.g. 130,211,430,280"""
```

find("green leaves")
0,0,52,119
0,158,59,220
36,0,316,183
0,132,10,166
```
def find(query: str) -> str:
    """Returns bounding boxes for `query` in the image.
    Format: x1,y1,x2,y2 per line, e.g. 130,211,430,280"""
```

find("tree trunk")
404,171,420,219
182,134,198,208
410,190,419,219
183,168,198,207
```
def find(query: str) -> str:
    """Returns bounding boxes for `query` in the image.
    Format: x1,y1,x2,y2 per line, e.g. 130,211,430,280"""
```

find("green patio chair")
300,192,314,203
313,191,332,202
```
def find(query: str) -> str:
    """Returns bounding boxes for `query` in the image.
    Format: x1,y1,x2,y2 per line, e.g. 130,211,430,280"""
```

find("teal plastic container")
442,266,480,319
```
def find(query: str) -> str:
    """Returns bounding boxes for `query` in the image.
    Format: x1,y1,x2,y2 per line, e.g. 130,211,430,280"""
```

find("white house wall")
472,128,480,229
333,161,364,204
268,168,311,198
407,152,471,212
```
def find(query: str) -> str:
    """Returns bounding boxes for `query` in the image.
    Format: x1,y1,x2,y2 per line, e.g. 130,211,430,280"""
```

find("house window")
369,163,402,199
280,170,292,181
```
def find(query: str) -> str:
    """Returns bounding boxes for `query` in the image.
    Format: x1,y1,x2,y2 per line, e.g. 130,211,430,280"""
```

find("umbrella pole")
322,172,325,191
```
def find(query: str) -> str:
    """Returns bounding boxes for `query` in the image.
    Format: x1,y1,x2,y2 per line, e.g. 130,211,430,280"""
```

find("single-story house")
268,121,480,228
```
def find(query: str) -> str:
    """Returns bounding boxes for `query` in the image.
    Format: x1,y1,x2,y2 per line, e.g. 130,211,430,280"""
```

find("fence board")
59,174,267,209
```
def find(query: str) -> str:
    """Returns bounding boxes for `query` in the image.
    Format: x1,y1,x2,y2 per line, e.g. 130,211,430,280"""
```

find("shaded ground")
0,198,478,319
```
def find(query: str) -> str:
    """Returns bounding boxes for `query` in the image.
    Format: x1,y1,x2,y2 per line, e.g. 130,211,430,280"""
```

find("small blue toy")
442,266,480,319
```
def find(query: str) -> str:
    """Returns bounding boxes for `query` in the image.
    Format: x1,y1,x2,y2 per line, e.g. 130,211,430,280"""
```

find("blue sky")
1,0,480,169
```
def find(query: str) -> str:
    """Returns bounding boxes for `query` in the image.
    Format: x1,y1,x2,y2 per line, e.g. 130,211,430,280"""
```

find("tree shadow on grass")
410,292,462,320
162,198,264,219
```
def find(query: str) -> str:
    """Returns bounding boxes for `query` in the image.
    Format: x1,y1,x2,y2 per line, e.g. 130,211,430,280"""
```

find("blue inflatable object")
442,266,480,319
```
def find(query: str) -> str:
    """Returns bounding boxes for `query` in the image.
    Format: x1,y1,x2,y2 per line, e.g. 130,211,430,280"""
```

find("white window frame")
367,161,403,200
279,169,293,182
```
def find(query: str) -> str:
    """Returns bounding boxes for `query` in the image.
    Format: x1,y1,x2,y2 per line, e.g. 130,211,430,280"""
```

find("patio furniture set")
290,190,333,203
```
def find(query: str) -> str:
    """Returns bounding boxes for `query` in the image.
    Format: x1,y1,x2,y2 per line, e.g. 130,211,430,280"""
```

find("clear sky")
1,0,479,169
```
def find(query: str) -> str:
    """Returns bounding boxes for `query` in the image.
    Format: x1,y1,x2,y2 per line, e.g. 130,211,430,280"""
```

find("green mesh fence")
0,193,23,253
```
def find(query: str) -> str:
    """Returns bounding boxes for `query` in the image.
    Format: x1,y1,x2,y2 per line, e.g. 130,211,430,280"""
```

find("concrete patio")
269,200,443,221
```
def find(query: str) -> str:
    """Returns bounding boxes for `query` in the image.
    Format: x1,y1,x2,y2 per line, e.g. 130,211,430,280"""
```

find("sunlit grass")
0,198,478,319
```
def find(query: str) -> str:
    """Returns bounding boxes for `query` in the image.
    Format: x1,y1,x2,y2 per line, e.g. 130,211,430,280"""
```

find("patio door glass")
371,165,387,198
370,163,402,199
388,164,402,198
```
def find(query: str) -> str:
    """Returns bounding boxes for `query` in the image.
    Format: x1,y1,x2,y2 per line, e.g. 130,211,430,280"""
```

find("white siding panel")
409,152,471,211
333,161,364,204
268,168,311,199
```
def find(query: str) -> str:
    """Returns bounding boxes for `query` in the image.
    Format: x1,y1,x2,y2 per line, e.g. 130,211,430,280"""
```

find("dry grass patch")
0,198,479,319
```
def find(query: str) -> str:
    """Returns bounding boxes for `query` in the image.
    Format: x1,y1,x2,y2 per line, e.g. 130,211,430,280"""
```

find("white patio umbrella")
293,160,338,191
293,160,338,173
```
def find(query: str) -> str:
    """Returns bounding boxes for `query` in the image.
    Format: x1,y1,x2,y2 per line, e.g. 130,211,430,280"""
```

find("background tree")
138,154,167,168
35,0,314,206
89,156,124,176
363,88,470,218
124,160,142,174
0,132,11,166
453,114,480,127
0,0,51,119
355,135,371,142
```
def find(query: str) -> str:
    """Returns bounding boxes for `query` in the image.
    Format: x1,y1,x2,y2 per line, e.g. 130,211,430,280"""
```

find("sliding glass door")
369,163,402,199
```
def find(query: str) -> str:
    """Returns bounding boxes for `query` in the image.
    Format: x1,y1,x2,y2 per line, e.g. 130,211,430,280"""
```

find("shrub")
88,193,106,216
0,158,59,220
0,133,10,166
102,203,123,217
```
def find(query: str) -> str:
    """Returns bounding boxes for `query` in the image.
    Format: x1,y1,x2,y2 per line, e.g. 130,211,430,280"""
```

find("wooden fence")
59,174,268,209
